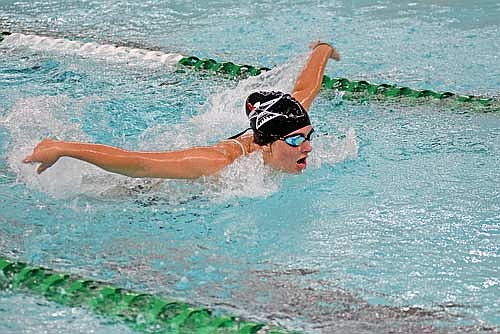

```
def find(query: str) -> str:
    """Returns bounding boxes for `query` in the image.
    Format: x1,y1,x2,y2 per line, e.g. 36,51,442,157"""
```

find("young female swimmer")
23,42,340,179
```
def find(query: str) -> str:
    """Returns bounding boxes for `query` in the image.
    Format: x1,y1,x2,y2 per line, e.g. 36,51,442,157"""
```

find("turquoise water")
1,1,499,333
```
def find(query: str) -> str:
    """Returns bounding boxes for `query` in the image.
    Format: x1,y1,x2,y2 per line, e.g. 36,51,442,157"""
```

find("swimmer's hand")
22,139,62,174
310,41,341,61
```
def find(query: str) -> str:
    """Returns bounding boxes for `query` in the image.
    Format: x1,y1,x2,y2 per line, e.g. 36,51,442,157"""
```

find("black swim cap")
245,91,310,145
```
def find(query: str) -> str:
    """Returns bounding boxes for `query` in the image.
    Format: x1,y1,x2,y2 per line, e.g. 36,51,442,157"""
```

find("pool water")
0,1,499,333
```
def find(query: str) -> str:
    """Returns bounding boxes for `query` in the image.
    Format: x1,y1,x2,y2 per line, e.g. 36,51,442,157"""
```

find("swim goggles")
280,129,315,147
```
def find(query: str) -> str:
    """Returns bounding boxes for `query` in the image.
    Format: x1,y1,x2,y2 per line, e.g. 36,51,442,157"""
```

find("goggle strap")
227,127,251,140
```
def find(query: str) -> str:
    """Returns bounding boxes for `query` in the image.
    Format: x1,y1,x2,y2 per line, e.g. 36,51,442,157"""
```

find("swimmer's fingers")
36,163,52,174
310,41,341,61
22,155,34,164
328,45,341,61
22,153,42,165
22,155,53,174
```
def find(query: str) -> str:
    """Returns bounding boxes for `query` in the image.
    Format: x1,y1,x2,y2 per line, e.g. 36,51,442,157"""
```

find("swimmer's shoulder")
217,133,258,159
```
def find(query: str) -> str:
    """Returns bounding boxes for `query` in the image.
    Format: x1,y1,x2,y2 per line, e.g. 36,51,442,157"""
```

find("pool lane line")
0,256,298,334
1,31,497,110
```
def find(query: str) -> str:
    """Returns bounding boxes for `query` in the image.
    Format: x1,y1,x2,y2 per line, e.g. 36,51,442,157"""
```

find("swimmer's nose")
300,140,312,153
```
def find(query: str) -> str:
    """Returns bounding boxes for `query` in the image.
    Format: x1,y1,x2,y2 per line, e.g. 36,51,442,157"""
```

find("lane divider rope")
0,256,296,334
1,31,497,110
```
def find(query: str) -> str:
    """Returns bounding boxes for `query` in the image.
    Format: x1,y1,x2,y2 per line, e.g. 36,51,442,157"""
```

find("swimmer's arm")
292,42,340,111
22,138,252,179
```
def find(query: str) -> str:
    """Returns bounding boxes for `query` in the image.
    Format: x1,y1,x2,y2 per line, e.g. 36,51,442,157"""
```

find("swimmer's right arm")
22,138,254,179
292,41,340,111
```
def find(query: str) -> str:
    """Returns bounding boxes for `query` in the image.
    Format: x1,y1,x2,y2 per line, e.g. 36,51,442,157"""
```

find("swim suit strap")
227,139,246,155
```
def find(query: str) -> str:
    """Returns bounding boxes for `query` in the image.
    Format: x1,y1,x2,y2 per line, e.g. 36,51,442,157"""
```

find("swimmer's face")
262,125,313,174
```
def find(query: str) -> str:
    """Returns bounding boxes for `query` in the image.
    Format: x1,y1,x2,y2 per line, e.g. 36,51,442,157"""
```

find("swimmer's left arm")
23,137,254,179
292,42,340,111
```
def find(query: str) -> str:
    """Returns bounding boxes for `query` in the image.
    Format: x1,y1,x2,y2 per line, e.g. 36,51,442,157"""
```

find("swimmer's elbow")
292,90,313,111
188,146,239,178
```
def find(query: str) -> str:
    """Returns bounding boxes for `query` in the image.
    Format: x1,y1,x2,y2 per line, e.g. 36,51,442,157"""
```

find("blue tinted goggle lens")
283,129,314,147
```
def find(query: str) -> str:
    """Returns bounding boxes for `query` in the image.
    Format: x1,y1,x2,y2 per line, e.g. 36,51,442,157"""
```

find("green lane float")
0,256,297,334
178,56,270,77
320,76,493,104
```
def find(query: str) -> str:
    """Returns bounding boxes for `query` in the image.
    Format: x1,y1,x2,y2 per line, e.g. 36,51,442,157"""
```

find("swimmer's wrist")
55,141,70,157
57,141,85,158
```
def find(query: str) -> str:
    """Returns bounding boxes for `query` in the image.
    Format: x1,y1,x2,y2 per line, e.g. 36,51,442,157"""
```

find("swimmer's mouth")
297,157,307,168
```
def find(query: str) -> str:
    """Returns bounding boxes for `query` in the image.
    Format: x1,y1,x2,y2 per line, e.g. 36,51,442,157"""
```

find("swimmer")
23,42,340,179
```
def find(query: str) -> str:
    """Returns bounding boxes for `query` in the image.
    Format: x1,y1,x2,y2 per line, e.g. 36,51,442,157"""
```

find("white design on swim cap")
252,111,284,130
248,96,286,130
